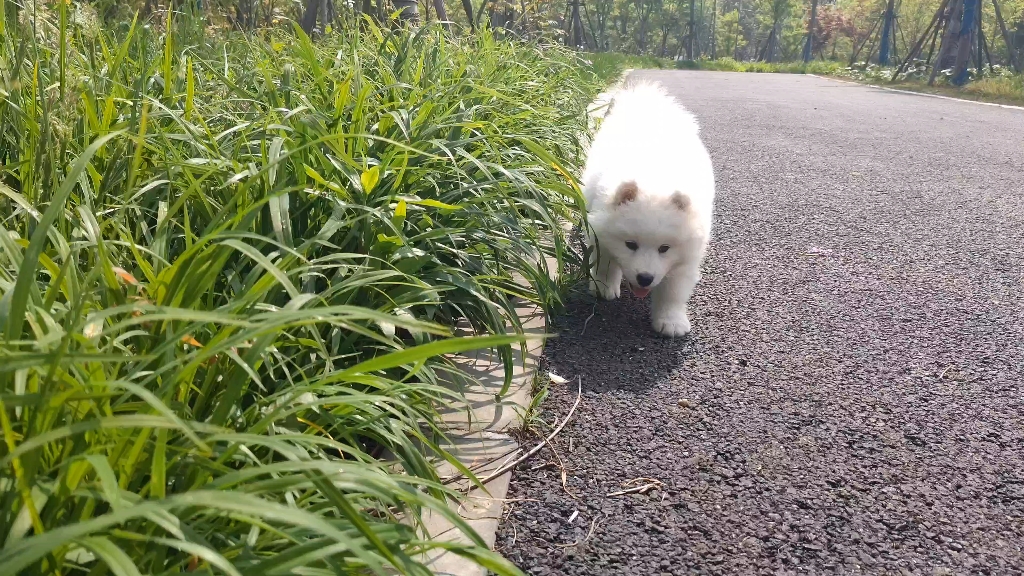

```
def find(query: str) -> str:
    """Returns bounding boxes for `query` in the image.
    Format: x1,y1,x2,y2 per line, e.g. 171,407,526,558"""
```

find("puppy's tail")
608,80,700,134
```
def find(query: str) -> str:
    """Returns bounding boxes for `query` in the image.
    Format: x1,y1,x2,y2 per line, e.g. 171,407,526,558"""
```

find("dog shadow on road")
542,284,699,394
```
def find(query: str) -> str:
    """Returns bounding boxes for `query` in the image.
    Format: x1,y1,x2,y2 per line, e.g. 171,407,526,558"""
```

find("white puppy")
583,81,715,337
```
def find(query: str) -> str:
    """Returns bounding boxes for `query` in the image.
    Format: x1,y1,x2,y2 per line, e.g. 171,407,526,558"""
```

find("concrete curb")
419,295,548,576
807,73,1024,112
419,69,634,576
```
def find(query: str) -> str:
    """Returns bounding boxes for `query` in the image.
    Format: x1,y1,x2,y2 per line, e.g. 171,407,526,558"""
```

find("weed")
0,12,601,575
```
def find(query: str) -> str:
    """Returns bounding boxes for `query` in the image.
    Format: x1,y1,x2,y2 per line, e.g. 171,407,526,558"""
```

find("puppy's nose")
636,273,654,287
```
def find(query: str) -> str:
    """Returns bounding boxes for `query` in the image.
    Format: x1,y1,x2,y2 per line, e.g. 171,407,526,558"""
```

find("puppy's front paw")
589,278,621,300
652,313,691,337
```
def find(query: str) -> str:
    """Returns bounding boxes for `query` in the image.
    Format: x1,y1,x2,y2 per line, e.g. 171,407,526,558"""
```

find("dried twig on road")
534,427,579,501
476,376,583,486
580,304,597,336
606,477,664,497
443,376,584,490
606,484,661,497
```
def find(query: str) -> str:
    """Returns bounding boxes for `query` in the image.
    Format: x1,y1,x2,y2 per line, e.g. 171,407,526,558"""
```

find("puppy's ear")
669,191,691,211
613,181,639,206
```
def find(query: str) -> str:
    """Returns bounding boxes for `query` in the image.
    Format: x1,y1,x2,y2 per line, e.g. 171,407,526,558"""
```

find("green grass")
836,64,1024,106
579,52,846,78
672,56,1024,105
674,57,846,75
0,8,601,575
583,52,675,82
961,73,1024,104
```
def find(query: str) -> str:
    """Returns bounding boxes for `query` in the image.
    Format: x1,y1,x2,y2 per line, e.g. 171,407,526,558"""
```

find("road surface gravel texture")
495,71,1024,575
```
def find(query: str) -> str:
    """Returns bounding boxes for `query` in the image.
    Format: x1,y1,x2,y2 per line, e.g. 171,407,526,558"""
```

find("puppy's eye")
658,245,670,254
625,241,639,251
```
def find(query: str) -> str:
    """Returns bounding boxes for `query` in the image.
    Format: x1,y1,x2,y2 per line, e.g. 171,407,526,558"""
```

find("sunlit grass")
584,52,675,81
0,8,600,575
961,73,1024,103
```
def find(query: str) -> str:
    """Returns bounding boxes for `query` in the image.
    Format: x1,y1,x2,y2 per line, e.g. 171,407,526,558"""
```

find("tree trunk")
879,0,896,64
394,0,420,23
687,0,695,58
583,1,599,48
710,0,717,59
992,0,1021,72
951,0,979,84
976,5,985,71
360,0,375,22
803,0,818,62
432,0,451,32
759,20,781,62
760,21,779,61
771,19,781,62
456,0,474,31
318,0,331,32
570,0,584,47
930,0,964,84
300,0,319,33
521,0,529,38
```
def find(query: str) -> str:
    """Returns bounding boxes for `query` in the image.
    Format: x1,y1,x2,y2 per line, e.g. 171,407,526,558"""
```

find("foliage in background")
675,55,846,70
671,56,1024,103
10,0,1023,75
0,5,602,574
595,42,1022,104
444,0,1024,79
585,51,676,80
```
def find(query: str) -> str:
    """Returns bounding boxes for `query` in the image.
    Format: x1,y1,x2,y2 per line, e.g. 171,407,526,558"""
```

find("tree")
753,0,795,60
394,0,421,22
815,4,856,58
614,0,634,50
654,1,683,54
717,8,748,56
803,0,819,61
588,0,618,48
877,0,896,63
300,0,334,34
632,0,663,52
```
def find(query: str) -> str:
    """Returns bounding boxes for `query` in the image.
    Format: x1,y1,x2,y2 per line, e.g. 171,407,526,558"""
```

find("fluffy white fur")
583,81,715,337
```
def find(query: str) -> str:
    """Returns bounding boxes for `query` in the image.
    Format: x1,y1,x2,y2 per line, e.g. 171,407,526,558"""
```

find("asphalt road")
495,71,1024,575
